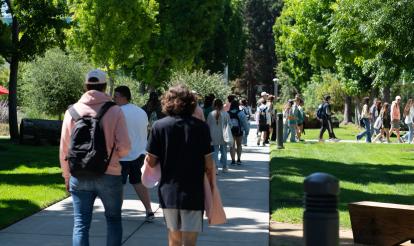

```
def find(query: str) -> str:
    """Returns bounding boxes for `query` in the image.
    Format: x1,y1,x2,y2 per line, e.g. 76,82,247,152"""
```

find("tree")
131,0,224,88
195,0,246,80
274,0,336,91
19,48,90,119
68,0,157,94
244,0,281,99
0,0,69,141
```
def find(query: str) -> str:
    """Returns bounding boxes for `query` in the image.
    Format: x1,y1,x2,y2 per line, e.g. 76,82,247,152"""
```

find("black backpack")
316,103,326,120
258,107,267,126
66,101,116,177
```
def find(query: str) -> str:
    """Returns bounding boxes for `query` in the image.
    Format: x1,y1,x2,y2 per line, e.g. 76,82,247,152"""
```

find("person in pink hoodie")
59,69,130,246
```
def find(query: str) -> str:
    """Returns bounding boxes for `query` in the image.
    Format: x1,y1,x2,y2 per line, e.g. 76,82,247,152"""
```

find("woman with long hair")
403,98,414,143
207,98,231,173
356,97,372,143
373,102,391,143
228,100,248,164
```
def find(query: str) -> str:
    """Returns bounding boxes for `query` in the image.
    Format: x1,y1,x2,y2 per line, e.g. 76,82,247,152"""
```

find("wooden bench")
349,201,414,246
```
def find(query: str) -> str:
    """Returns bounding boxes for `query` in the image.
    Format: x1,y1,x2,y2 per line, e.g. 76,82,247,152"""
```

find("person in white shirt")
114,86,154,221
403,98,414,144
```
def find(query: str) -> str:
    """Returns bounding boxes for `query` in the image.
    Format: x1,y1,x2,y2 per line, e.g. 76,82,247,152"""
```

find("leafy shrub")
19,48,91,118
168,69,231,101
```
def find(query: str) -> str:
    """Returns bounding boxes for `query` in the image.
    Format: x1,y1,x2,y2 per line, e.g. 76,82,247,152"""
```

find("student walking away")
142,91,165,133
228,100,248,164
283,99,297,143
370,98,382,138
403,98,414,144
207,99,231,173
373,102,391,143
203,94,215,120
356,97,372,143
256,98,271,146
389,96,402,143
59,69,131,246
145,84,224,246
297,98,305,141
113,86,154,222
223,95,236,112
317,95,338,142
265,95,275,144
239,99,252,146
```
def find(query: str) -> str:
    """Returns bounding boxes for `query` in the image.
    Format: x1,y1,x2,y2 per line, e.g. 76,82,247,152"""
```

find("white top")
405,106,414,124
207,110,231,146
120,103,148,161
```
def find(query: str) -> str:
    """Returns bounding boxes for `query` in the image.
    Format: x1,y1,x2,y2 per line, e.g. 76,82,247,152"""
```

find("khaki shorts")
391,120,400,129
163,209,203,232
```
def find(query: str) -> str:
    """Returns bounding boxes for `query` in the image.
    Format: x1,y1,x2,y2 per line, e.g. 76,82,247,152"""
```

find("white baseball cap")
261,91,268,97
85,69,107,84
395,95,401,100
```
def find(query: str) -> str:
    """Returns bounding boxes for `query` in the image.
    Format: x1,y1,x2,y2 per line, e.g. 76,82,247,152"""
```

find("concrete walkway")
0,123,270,246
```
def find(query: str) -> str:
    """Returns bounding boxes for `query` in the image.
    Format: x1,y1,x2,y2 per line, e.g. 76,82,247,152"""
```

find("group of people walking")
357,95,414,144
59,69,227,246
282,95,306,143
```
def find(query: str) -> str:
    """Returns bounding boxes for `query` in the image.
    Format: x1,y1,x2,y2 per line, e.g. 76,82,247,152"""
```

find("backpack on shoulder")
316,104,325,120
65,101,116,177
258,107,267,126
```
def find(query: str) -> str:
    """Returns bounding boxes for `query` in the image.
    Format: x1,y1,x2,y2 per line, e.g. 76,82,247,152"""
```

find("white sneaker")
222,167,228,173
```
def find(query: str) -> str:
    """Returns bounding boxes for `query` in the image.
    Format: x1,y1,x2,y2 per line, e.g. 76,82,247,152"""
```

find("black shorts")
120,155,145,185
258,124,269,132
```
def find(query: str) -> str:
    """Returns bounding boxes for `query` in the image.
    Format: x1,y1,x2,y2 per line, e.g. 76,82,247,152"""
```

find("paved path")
0,123,270,246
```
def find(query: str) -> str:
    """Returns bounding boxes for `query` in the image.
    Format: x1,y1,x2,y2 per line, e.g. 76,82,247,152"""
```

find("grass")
304,124,361,140
270,141,414,228
0,139,67,229
303,123,406,141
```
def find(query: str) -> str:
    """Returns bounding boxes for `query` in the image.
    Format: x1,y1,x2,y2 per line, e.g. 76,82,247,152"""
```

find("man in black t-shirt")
145,85,215,246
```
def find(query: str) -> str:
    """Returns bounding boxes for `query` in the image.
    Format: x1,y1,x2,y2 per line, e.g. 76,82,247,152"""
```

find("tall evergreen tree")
243,0,282,102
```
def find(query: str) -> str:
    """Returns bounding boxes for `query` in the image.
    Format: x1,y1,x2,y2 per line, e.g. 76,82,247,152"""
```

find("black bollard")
303,173,339,246
271,109,277,141
276,113,284,149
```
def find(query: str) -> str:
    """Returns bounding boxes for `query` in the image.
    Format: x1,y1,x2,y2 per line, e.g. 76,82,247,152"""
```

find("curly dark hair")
161,84,197,116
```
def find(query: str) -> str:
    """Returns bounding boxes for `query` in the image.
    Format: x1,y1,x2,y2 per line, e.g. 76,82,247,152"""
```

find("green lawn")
270,142,414,228
0,139,66,229
304,124,361,140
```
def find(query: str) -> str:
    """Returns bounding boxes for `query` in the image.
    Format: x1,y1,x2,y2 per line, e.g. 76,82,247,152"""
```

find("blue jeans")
213,144,227,169
70,175,123,246
403,123,413,143
357,118,371,142
283,124,296,143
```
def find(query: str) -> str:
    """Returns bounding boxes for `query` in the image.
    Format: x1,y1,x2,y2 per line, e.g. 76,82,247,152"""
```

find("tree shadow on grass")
0,199,41,230
0,139,59,171
270,156,414,221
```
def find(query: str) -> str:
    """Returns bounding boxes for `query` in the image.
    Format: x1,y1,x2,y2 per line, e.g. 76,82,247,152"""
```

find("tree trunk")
343,95,352,124
383,85,391,103
8,11,20,141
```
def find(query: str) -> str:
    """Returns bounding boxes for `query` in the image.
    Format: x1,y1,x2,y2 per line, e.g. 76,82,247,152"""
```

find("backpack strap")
95,101,116,120
68,106,82,122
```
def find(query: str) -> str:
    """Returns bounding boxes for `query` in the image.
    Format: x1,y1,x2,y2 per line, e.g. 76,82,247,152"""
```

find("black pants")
319,118,336,139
